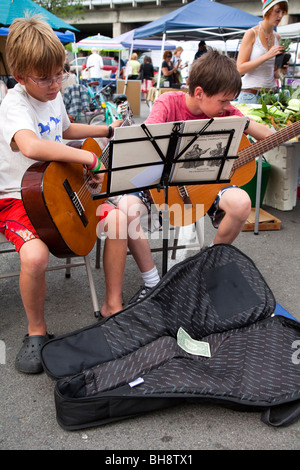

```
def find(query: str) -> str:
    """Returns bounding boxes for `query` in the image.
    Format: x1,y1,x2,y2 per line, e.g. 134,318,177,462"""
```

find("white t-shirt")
86,53,104,79
0,83,70,199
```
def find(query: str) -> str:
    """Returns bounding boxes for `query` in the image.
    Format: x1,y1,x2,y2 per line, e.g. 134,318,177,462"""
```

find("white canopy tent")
278,22,300,40
278,22,300,74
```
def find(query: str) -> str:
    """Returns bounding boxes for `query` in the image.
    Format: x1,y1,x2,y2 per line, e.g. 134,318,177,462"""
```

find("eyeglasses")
29,73,69,88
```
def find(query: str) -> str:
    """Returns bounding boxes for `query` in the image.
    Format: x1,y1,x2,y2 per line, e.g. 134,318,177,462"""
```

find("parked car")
70,55,118,78
102,56,118,79
69,56,87,74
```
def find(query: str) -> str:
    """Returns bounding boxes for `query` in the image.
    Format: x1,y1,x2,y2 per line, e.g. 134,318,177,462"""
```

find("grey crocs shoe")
15,333,54,374
128,284,153,304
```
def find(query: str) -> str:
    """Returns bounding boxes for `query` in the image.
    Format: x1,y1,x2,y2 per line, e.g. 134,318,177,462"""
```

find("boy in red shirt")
100,51,274,317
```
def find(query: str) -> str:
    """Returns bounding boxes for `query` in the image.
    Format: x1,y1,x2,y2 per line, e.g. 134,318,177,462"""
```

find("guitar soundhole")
83,168,102,195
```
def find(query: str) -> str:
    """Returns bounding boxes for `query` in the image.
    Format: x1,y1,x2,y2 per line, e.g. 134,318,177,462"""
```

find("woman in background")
161,50,179,88
237,0,288,104
127,52,140,79
171,47,188,84
139,56,154,101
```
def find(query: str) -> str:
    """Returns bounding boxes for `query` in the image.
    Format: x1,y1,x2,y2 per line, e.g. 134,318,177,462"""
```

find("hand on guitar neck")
149,120,300,227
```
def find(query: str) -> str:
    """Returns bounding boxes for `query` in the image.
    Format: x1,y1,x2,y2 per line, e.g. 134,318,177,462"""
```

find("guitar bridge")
63,179,88,227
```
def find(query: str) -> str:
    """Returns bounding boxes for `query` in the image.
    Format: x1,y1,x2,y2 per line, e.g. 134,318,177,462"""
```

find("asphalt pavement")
0,101,299,451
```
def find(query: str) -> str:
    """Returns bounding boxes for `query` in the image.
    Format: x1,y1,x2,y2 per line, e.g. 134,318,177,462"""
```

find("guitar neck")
100,108,133,168
235,120,300,170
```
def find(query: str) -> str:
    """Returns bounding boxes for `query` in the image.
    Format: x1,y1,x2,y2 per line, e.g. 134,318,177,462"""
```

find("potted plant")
275,38,291,69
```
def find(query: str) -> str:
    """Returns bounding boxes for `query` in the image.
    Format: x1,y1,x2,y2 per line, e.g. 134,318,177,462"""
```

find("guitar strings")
75,173,96,207
75,112,132,207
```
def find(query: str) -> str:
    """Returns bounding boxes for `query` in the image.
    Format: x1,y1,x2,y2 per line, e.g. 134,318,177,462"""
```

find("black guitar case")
41,245,300,431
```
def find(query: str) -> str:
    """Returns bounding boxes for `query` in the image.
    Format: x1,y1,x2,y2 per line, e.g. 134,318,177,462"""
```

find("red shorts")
0,198,39,252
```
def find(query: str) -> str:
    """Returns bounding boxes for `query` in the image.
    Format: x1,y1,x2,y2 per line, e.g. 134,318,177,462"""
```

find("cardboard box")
117,80,141,116
242,208,281,232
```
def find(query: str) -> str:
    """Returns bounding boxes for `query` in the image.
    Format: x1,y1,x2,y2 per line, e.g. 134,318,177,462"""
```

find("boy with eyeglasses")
0,15,122,374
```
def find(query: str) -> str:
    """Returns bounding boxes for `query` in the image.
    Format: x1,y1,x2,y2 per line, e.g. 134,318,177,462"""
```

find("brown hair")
6,14,65,78
188,50,241,98
163,50,173,60
264,1,288,18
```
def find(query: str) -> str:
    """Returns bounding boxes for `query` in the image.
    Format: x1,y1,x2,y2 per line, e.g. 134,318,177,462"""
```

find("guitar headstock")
117,101,134,126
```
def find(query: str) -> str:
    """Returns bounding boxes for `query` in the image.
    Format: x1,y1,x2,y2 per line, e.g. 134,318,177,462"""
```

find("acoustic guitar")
21,103,133,258
150,120,300,227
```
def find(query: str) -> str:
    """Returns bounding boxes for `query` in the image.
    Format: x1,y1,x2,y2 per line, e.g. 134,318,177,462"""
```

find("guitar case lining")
41,245,300,431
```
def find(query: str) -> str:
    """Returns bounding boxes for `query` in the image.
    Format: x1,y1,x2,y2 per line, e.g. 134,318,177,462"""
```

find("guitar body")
150,134,255,227
21,138,106,257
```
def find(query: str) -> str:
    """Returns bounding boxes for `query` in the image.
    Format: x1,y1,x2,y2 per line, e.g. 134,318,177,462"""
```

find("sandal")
15,333,54,374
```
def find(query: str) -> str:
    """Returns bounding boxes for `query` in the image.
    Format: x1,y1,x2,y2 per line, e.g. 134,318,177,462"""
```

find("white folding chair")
95,219,205,271
0,233,100,317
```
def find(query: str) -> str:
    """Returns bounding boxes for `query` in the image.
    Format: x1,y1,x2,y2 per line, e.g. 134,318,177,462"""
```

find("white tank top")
241,26,278,90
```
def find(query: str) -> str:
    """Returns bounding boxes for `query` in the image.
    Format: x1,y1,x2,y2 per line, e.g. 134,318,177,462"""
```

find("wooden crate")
242,208,281,232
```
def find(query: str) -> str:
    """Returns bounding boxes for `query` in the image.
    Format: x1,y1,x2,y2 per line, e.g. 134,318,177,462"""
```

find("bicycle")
86,82,128,126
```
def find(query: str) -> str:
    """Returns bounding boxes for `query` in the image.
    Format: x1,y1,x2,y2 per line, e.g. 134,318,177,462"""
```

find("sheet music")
110,123,174,192
171,116,246,183
108,116,246,194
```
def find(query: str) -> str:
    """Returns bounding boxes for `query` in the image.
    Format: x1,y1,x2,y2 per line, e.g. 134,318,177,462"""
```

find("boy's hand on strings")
87,164,105,185
85,152,105,185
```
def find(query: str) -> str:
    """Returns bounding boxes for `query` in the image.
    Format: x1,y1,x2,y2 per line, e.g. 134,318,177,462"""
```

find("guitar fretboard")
235,120,300,170
100,108,134,168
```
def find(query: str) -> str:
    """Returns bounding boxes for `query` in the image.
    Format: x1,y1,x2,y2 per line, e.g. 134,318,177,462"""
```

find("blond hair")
6,14,65,78
174,47,183,54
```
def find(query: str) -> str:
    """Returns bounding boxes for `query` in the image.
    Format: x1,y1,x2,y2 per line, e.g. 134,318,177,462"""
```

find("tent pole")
124,41,134,95
155,32,166,100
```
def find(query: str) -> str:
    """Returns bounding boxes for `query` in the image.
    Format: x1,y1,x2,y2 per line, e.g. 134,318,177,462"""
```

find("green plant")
279,38,291,52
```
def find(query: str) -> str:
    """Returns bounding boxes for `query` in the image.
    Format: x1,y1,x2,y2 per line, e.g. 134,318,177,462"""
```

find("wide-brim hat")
262,0,288,16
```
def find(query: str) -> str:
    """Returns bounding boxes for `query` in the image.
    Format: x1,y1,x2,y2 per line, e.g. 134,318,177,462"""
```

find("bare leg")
119,195,155,273
101,209,127,317
101,196,156,316
19,238,49,336
213,188,251,245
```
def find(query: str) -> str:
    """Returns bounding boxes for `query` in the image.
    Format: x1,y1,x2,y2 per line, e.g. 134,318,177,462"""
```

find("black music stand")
93,117,244,274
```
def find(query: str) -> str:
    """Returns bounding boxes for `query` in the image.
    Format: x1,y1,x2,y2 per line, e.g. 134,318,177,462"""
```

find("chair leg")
195,219,205,248
171,226,181,260
65,257,71,278
84,255,100,318
95,237,101,269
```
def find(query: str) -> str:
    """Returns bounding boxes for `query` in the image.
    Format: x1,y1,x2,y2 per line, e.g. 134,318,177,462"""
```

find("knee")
233,190,251,221
118,196,146,222
20,241,49,276
103,209,128,239
221,188,251,222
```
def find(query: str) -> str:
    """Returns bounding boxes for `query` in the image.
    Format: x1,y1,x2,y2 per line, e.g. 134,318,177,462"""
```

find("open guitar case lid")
41,245,300,431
